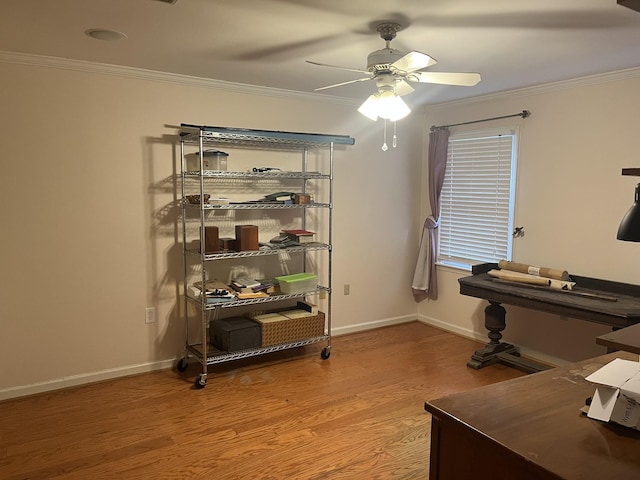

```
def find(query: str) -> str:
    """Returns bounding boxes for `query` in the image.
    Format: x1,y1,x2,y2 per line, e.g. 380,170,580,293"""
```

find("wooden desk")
459,263,640,372
425,351,640,480
597,322,640,354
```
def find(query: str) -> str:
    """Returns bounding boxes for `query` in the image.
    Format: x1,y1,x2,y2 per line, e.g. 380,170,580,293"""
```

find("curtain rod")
430,110,531,132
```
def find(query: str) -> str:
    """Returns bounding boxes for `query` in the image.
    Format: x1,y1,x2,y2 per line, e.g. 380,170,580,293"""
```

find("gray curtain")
412,128,450,301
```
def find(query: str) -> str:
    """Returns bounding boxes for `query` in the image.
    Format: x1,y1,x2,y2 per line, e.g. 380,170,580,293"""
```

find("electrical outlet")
145,307,156,324
344,284,350,295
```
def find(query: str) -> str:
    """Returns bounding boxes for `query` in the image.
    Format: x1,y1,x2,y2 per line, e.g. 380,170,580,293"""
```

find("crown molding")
426,66,640,111
0,50,360,107
5,50,636,113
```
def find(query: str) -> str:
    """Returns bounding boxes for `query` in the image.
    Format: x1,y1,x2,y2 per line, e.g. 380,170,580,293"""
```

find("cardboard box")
210,316,261,352
248,311,325,346
585,358,640,430
294,193,311,204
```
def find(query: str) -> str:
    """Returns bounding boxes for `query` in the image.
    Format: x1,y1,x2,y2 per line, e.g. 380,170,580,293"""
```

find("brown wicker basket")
248,310,325,346
186,194,210,204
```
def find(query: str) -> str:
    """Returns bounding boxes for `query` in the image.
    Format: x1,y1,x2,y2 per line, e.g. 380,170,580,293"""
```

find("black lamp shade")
617,183,640,241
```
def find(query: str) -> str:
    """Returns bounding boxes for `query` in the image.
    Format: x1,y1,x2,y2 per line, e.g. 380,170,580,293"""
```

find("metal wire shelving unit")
176,124,354,388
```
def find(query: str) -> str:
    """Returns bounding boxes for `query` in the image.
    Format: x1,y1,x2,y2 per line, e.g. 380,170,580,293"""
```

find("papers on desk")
586,358,640,430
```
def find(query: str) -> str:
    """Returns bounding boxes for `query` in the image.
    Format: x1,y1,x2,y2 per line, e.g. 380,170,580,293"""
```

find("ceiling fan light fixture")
357,89,410,122
357,95,380,121
376,90,410,121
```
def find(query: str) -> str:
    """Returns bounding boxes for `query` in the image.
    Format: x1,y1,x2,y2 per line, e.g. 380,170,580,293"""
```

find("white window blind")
438,129,517,269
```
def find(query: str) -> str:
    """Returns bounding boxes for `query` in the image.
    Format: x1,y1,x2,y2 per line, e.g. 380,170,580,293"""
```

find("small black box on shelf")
211,316,262,352
219,237,236,252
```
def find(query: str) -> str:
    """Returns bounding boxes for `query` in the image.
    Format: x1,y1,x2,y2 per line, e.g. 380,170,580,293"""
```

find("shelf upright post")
301,147,309,275
327,142,335,353
302,147,308,233
180,136,190,362
198,128,208,383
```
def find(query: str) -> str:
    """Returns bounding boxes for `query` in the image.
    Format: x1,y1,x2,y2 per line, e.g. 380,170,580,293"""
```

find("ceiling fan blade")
306,60,369,75
395,79,415,96
314,76,372,92
392,51,437,73
410,72,481,86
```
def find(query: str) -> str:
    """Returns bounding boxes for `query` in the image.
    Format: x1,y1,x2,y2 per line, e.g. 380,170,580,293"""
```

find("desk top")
425,351,640,479
597,322,640,354
458,264,640,329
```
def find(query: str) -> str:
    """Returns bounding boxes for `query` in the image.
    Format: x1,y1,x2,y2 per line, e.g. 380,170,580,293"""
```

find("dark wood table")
424,351,640,480
597,322,640,354
459,263,640,372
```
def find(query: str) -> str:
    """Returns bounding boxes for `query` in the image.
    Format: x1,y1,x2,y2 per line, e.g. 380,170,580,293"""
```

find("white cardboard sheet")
585,358,640,428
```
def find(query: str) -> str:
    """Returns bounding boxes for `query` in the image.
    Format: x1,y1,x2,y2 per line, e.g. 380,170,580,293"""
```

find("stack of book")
282,229,315,244
230,277,269,299
255,192,295,204
254,278,277,294
191,280,236,303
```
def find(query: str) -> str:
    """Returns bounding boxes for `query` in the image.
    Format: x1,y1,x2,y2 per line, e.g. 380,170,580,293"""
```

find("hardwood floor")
0,322,525,479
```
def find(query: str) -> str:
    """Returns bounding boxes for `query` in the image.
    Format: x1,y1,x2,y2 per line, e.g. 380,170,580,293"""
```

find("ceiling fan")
307,22,481,99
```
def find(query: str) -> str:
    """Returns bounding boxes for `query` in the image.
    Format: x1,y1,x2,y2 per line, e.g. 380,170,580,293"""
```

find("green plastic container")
275,273,318,294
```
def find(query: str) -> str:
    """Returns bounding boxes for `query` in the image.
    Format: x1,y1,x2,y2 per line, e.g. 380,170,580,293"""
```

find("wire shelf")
184,201,331,210
186,242,330,260
178,122,349,385
180,124,354,149
186,335,328,365
184,170,330,180
186,286,330,310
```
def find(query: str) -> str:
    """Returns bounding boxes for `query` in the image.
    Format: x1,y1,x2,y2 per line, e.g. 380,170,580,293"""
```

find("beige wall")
419,70,640,366
5,54,637,400
0,57,422,398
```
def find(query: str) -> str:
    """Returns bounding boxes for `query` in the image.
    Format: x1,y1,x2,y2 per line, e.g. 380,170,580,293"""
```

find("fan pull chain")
382,119,388,151
393,121,397,148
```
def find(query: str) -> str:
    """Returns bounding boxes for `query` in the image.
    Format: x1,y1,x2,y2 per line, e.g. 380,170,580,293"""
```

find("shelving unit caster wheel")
176,357,189,372
321,347,331,360
194,374,207,389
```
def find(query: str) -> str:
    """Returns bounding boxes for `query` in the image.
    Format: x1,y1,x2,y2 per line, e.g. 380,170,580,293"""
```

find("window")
437,128,517,270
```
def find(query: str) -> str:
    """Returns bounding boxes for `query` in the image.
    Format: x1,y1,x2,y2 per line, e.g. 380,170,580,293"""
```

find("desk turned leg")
467,301,520,370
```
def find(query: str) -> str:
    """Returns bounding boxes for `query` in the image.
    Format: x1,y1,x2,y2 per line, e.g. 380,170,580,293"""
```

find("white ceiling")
2,0,640,105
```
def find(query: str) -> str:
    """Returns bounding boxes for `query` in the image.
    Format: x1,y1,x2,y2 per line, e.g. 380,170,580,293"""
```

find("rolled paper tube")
498,260,570,281
488,269,551,286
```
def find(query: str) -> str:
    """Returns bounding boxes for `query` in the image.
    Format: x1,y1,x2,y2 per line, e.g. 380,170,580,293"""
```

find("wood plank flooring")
0,322,525,479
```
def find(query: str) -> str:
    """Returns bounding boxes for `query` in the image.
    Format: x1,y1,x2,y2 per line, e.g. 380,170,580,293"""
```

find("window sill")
436,261,472,274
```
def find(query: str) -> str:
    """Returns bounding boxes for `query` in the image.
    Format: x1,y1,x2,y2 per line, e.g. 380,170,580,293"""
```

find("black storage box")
211,316,261,352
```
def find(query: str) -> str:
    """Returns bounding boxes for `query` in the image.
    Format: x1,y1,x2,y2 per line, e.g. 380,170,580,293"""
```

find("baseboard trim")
0,359,177,402
1,317,417,401
331,315,417,336
417,314,568,368
3,314,567,401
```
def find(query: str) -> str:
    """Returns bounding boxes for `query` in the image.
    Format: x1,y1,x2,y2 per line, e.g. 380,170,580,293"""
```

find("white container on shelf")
186,150,228,171
275,273,318,294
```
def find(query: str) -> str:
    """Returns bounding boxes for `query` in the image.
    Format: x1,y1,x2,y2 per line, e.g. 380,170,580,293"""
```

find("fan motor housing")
367,48,404,73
